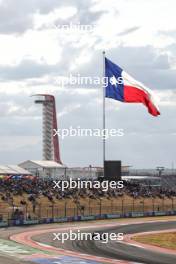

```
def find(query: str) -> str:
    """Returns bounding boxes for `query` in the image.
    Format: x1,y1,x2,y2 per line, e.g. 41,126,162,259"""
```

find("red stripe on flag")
124,85,160,116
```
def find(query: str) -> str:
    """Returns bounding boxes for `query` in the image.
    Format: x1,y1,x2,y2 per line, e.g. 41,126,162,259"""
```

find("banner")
23,219,39,225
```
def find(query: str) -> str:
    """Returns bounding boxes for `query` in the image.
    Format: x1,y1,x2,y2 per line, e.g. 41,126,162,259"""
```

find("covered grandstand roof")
0,165,31,175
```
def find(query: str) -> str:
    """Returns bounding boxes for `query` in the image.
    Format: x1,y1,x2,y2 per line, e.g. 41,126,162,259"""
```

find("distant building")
19,160,97,179
18,160,133,180
19,160,66,179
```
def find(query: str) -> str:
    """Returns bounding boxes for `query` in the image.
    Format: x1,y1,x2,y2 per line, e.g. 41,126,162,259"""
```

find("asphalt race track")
0,218,176,264
34,220,176,264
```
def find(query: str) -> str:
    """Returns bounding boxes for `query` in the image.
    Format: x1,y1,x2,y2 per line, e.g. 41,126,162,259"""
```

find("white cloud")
0,0,175,167
33,6,77,29
0,29,63,66
91,0,176,49
158,90,176,106
0,136,40,151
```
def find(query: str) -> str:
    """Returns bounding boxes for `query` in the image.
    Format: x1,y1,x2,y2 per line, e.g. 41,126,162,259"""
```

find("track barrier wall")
0,210,176,227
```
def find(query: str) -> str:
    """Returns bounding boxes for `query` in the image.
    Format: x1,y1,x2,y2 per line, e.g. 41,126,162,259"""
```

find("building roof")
8,165,31,175
19,160,66,169
122,176,160,180
0,165,31,175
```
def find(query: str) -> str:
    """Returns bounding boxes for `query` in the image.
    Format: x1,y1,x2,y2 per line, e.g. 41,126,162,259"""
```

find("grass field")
133,232,176,250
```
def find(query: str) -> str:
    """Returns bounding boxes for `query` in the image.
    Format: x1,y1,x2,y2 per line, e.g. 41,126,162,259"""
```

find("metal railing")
1,197,175,223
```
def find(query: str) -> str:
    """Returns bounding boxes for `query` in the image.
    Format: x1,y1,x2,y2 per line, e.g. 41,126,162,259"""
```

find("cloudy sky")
0,0,176,169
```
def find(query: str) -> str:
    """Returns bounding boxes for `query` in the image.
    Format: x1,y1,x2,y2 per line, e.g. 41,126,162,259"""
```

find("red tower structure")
34,94,62,164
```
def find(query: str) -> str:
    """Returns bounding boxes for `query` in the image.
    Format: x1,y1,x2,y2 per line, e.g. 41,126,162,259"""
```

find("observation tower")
33,94,62,164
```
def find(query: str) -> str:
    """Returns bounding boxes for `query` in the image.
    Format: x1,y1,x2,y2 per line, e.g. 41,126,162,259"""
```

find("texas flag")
105,57,160,116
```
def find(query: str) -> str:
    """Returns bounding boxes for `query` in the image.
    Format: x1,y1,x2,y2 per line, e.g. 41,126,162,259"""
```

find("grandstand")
122,176,161,187
0,177,176,224
128,168,176,190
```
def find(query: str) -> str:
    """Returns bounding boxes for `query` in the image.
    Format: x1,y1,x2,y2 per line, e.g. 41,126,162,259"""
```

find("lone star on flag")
109,75,119,86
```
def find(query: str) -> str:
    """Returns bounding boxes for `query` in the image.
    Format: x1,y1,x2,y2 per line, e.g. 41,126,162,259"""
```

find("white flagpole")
102,51,106,177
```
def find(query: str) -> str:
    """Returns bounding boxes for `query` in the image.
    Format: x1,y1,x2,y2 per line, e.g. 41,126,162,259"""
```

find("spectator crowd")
0,177,176,206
